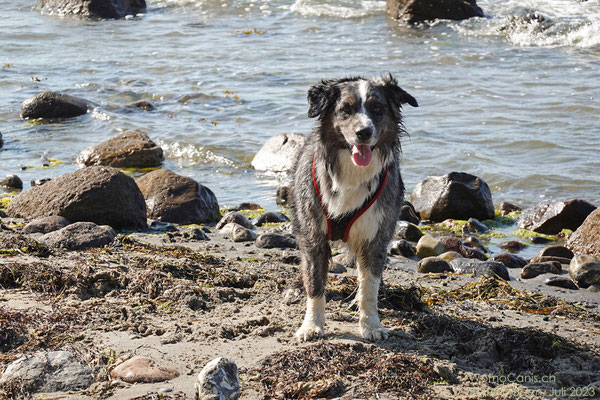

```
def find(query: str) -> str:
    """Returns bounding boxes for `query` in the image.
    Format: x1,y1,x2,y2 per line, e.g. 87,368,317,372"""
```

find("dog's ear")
307,81,338,118
381,73,418,108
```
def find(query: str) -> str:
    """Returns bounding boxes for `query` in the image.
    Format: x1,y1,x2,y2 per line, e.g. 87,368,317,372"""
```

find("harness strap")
312,153,389,242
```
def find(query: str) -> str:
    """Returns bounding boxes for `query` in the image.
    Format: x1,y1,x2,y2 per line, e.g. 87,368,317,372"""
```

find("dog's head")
307,74,418,167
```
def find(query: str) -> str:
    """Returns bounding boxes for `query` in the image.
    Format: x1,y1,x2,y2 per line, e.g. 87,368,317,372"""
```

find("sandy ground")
1,220,600,400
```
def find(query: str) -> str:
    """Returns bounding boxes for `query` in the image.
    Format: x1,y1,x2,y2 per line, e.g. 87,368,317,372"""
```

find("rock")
529,256,571,265
531,236,552,244
216,212,254,230
417,257,452,273
567,207,600,259
137,169,220,224
31,178,52,187
395,221,423,242
111,356,179,383
330,253,355,272
517,199,596,235
0,174,23,190
189,227,209,241
386,0,484,23
450,259,510,281
521,262,561,279
438,236,487,261
7,166,147,229
36,0,146,19
569,255,600,288
390,239,417,258
23,215,71,234
492,253,527,269
544,276,578,290
439,251,462,263
126,100,155,111
499,201,521,216
21,91,90,119
40,221,115,250
416,234,445,258
255,211,289,226
195,357,240,400
232,225,256,242
463,235,488,253
77,130,163,168
459,246,488,261
410,172,494,222
276,186,290,206
256,232,297,249
399,201,420,224
465,217,489,233
0,351,94,393
498,240,527,252
539,245,574,260
228,203,262,212
251,133,306,172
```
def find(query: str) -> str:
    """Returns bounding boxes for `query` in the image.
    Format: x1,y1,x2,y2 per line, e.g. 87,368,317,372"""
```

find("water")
1,0,599,215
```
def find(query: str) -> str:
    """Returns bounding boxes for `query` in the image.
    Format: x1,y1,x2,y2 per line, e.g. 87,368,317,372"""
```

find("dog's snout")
356,127,373,141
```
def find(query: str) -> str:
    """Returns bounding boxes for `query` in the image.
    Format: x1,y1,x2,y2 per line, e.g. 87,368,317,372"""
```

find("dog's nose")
356,127,372,141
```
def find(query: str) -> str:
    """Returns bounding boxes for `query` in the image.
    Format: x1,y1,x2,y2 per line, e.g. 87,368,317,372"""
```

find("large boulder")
36,0,146,19
77,130,163,168
251,133,306,172
387,0,484,23
410,172,494,222
569,255,600,289
136,169,220,224
518,199,596,235
567,207,600,259
21,91,90,120
7,166,147,230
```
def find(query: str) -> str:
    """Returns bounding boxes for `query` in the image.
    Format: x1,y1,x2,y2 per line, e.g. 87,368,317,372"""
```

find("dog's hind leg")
355,248,389,341
295,239,330,342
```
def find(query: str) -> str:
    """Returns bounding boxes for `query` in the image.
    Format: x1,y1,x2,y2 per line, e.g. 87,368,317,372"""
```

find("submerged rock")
498,240,527,252
21,91,90,120
569,255,600,289
567,206,600,259
111,356,179,383
195,357,240,400
386,0,484,23
517,199,596,235
251,133,306,172
36,0,146,19
40,221,115,250
0,174,23,190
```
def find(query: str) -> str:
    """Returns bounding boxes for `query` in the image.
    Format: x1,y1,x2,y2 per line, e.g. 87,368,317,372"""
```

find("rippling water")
1,0,599,211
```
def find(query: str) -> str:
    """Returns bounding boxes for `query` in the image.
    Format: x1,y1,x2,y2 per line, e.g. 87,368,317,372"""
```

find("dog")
290,74,418,342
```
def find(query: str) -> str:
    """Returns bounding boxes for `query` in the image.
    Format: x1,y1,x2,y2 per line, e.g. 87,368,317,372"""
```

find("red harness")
312,153,389,242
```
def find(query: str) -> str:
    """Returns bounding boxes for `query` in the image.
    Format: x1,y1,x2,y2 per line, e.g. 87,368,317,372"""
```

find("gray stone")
492,253,528,269
416,234,445,258
23,215,71,234
390,239,417,258
21,91,90,119
254,211,289,226
395,221,423,242
251,133,306,172
77,130,163,168
544,276,578,290
7,166,147,230
567,206,600,259
231,225,256,242
40,221,115,250
539,245,574,260
0,351,94,393
450,259,510,281
36,0,146,19
521,262,561,279
256,233,297,249
569,255,600,288
387,0,484,23
518,199,596,235
216,212,254,230
111,356,179,383
0,174,23,190
195,357,240,400
417,257,452,273
398,201,420,224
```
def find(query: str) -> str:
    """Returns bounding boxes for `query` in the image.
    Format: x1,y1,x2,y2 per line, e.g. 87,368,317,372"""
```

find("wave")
290,0,386,19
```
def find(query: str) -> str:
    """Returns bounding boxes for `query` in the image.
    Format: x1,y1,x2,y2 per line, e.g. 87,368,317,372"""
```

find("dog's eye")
341,103,353,115
371,103,383,115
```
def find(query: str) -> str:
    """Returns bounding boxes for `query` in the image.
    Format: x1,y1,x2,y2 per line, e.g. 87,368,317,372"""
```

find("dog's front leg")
356,253,389,341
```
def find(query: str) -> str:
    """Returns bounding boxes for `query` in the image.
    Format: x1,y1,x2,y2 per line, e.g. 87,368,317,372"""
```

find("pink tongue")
352,145,372,167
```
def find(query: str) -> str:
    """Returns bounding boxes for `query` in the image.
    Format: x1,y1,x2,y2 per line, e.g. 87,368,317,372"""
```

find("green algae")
512,229,558,242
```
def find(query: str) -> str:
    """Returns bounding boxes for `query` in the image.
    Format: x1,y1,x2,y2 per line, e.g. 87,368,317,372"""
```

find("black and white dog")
290,74,418,342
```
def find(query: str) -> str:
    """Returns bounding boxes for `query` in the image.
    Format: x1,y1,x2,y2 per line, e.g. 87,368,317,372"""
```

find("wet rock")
40,221,115,250
137,169,220,224
255,211,289,226
438,236,487,261
417,257,452,273
567,206,600,259
569,255,600,288
126,100,155,111
517,199,596,235
251,133,306,172
539,245,574,260
465,218,489,233
498,240,527,252
390,239,417,258
529,255,571,265
0,174,23,190
276,186,290,206
31,178,52,187
463,235,488,253
492,253,528,269
21,91,90,119
0,351,94,393
459,246,488,261
228,203,262,212
256,232,297,249
231,225,256,242
399,201,420,224
111,356,179,383
450,259,509,281
7,166,147,229
77,130,163,168
521,262,561,279
195,357,240,400
499,201,521,216
500,10,554,34
544,276,578,290
410,172,494,222
416,234,445,258
386,0,484,23
36,0,146,19
216,212,254,230
531,236,552,244
23,215,71,234
395,221,423,242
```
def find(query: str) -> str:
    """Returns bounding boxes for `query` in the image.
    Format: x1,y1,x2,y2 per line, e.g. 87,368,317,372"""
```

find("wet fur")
290,74,418,341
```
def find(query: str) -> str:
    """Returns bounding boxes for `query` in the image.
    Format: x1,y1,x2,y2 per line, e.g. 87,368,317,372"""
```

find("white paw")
360,322,389,342
295,323,324,343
